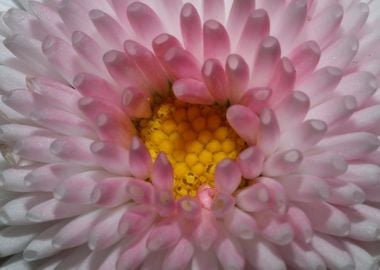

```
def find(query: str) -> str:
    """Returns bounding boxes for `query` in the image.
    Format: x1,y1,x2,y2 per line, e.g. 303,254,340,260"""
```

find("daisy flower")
0,0,380,269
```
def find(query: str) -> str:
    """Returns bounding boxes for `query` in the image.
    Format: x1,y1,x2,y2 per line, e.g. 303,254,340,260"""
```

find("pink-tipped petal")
118,205,155,236
103,50,147,88
126,2,164,43
192,209,218,250
257,109,280,155
297,202,350,237
279,119,328,151
236,183,269,212
240,87,272,113
155,189,176,217
215,159,242,194
279,174,331,203
128,136,152,179
172,78,214,105
297,151,348,178
251,36,281,87
263,149,303,176
151,152,173,190
72,31,104,70
53,171,107,204
177,196,201,220
122,86,152,118
90,141,131,176
49,136,95,166
226,105,259,145
237,9,270,62
258,177,288,214
161,238,194,270
289,40,321,78
124,40,169,94
202,0,225,22
227,0,255,42
286,206,314,244
210,191,235,218
180,3,202,59
125,179,154,205
92,177,131,207
203,20,230,62
146,219,181,251
89,9,127,48
160,47,201,80
73,73,120,104
224,207,257,240
256,211,294,246
225,54,250,103
201,58,228,103
237,146,265,179
274,0,307,51
268,57,296,106
298,66,343,105
274,91,310,131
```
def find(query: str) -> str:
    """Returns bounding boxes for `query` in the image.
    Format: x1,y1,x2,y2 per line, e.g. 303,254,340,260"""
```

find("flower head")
0,0,380,269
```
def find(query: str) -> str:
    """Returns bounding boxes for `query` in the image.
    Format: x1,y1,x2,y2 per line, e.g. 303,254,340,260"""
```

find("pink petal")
311,234,354,270
203,20,230,62
180,3,202,59
122,86,152,118
146,219,181,251
215,159,241,194
297,202,350,237
237,9,269,62
286,206,313,244
126,2,164,43
124,40,169,94
226,104,259,145
201,58,228,103
279,174,331,203
128,136,152,179
71,31,104,70
151,152,173,190
89,9,127,48
92,177,131,207
274,91,310,131
289,40,321,78
225,54,250,103
236,183,269,212
224,207,257,240
263,149,303,176
237,146,265,179
172,78,214,105
256,109,280,155
90,141,131,175
251,36,281,87
161,238,194,270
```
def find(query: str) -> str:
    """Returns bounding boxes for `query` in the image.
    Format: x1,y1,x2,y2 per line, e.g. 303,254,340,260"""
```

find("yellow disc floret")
136,98,245,198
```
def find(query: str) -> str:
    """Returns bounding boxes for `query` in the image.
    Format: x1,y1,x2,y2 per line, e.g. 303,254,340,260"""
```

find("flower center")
136,98,245,198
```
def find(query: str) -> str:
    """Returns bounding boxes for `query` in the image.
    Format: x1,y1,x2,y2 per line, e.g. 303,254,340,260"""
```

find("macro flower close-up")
1,0,380,269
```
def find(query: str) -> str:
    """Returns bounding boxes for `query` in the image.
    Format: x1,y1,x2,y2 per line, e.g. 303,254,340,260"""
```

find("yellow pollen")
136,98,245,198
